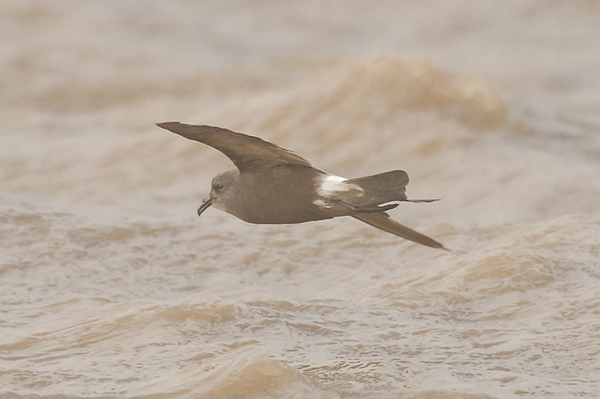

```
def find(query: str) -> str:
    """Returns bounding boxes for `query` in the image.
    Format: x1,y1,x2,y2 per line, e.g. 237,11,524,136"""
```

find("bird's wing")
157,122,312,171
351,212,446,249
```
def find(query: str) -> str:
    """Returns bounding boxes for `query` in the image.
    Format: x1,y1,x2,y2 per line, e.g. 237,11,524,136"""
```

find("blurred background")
2,1,600,398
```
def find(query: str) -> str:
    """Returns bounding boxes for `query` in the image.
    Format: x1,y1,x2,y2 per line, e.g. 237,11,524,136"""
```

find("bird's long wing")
352,212,446,249
157,122,312,171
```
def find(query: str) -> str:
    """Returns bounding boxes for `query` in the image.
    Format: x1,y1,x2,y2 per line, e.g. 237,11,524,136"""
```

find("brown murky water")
2,1,600,398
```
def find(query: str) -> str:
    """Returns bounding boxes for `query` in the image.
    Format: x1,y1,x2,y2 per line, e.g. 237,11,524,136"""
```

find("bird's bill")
197,197,213,217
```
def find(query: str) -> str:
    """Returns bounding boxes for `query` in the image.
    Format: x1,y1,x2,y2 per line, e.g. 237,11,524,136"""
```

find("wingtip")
351,212,447,250
156,121,181,129
418,237,448,250
433,242,451,251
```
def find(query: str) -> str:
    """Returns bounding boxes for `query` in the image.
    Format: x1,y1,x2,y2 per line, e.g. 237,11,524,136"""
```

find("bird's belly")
231,183,345,224
236,197,337,224
227,167,351,224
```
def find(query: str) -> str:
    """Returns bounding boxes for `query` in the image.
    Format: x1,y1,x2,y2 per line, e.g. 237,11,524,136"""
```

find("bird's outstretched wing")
157,122,312,171
352,212,446,249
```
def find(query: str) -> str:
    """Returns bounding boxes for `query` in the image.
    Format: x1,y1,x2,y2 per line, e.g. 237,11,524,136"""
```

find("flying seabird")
157,122,446,249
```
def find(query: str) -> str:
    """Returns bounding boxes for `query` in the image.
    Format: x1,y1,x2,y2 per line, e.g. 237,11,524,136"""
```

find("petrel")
157,122,445,249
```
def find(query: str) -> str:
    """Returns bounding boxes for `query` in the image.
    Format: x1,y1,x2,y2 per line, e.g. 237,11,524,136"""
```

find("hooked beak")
197,197,213,217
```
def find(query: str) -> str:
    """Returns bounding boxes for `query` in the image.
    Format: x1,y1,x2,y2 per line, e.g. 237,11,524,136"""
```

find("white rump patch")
314,174,364,208
317,174,348,196
313,199,331,208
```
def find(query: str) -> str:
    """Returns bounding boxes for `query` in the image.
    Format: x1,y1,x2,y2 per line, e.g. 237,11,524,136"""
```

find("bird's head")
197,169,239,216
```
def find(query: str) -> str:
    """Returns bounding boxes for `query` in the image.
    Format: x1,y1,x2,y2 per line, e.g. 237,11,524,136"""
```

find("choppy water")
2,1,600,398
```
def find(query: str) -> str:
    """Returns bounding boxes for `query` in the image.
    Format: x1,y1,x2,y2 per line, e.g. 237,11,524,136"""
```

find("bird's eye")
215,184,224,191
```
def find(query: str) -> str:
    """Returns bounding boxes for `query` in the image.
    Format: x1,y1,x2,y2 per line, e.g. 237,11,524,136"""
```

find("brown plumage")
157,122,446,249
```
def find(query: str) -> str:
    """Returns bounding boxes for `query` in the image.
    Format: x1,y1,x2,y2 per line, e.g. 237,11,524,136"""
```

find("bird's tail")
345,170,408,191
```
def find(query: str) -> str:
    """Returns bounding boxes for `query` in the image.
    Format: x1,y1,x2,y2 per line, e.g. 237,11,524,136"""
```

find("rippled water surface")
2,1,600,398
